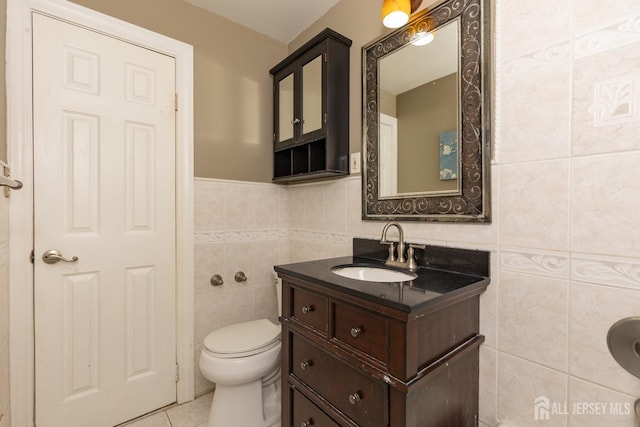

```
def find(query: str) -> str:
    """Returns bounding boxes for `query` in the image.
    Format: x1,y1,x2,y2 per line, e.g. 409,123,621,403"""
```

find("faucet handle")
407,244,426,271
381,240,396,261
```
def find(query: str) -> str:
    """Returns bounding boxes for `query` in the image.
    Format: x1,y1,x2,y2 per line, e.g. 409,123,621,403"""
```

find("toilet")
199,284,282,427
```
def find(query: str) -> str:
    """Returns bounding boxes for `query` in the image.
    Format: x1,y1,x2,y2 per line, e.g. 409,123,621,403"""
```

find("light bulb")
411,31,434,46
381,0,411,29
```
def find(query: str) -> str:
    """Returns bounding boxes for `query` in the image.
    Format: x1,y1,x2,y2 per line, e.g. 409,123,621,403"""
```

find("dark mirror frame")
362,0,491,222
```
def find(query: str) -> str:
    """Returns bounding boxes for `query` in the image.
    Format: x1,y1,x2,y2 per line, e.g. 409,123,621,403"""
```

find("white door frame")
6,1,195,426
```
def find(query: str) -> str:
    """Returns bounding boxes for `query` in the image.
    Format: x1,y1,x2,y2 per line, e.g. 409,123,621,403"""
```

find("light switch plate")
351,152,361,174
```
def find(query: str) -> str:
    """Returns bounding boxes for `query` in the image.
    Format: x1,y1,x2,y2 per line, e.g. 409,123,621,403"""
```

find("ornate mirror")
362,0,491,222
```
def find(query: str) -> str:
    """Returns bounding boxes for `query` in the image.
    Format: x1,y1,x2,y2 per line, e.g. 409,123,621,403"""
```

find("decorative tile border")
575,15,640,60
502,41,571,77
195,229,288,244
288,229,353,247
571,254,640,290
500,249,569,279
501,250,640,289
194,229,355,247
503,14,640,75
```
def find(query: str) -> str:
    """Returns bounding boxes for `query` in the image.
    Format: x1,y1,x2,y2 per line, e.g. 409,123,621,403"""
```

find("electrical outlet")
351,152,361,174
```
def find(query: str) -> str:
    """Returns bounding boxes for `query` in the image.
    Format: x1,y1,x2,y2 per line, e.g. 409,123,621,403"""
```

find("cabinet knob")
300,360,312,370
350,327,362,338
301,419,314,427
348,392,361,405
292,118,301,125
301,305,314,314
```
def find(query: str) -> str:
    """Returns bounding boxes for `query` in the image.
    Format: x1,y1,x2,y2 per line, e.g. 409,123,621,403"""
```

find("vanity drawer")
291,333,386,427
333,301,389,363
292,388,341,427
290,285,328,333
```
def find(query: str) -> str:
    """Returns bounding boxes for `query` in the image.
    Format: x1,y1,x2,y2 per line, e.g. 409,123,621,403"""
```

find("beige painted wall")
70,0,287,182
379,89,396,117
396,73,458,193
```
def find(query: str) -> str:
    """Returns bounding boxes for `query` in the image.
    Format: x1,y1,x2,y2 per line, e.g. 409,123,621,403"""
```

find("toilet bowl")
200,318,282,427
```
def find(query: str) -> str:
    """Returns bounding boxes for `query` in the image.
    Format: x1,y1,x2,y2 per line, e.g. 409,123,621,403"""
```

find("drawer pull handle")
301,419,314,427
348,392,361,405
350,327,362,337
301,305,314,314
300,360,312,370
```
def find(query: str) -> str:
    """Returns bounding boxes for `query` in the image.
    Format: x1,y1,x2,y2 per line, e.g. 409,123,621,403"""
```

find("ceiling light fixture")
381,0,424,29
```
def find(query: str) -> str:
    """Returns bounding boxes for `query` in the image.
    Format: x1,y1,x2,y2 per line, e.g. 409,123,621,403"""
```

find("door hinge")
175,363,180,382
174,94,179,112
30,250,34,264
324,113,328,124
273,132,276,143
324,52,328,62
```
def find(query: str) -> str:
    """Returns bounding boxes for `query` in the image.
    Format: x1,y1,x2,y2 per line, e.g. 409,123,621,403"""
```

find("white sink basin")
331,265,417,283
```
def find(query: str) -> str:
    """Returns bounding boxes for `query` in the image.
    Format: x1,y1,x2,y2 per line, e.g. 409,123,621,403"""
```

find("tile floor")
123,392,212,427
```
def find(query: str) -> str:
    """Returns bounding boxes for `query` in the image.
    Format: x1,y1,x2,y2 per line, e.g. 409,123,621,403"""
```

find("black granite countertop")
274,255,490,313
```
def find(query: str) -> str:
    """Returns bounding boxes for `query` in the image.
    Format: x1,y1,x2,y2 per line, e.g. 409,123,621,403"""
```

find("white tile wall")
497,353,568,427
193,178,288,395
568,378,637,427
489,1,640,425
500,0,571,62
498,271,568,372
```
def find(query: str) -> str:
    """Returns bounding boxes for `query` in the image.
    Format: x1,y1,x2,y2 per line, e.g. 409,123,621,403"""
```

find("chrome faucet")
380,222,425,271
381,222,406,263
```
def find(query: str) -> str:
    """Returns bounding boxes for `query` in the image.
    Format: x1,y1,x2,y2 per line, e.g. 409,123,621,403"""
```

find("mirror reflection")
378,19,460,197
302,56,322,135
278,74,294,142
362,0,490,222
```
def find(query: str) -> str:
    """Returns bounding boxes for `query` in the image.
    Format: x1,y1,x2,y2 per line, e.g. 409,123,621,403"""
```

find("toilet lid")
204,319,281,355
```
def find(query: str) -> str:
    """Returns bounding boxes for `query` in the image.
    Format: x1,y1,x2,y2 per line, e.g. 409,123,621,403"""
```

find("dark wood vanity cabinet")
279,275,484,427
270,28,351,182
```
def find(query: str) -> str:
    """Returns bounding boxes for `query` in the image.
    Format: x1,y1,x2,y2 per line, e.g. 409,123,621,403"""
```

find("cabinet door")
301,55,323,137
276,71,295,145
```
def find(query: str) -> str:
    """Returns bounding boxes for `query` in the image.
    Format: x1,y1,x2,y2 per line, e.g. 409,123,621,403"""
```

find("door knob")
42,249,78,264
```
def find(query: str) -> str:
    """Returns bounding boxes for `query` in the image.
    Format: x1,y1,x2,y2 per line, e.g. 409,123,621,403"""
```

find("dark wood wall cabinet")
275,243,490,427
270,28,351,182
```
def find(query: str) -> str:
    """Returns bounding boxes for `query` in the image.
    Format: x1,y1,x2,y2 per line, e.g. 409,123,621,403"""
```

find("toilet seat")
204,319,281,358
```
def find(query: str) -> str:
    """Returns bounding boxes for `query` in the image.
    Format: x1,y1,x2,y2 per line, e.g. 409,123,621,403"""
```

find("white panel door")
33,13,177,427
379,113,398,197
